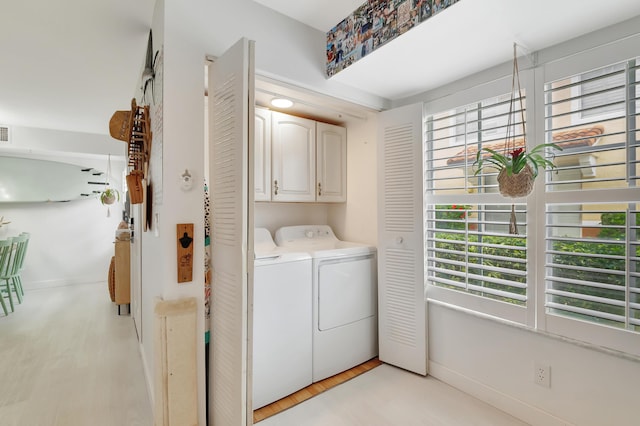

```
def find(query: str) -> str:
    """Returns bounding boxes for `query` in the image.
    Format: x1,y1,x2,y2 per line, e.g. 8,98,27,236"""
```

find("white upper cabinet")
271,111,316,202
254,108,271,201
316,122,347,203
256,110,347,203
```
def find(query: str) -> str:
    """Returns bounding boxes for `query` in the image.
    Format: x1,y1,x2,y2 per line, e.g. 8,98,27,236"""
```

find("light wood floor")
254,358,383,423
0,283,152,426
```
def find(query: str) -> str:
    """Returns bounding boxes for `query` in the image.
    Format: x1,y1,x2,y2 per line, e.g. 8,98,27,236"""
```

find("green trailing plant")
473,143,562,178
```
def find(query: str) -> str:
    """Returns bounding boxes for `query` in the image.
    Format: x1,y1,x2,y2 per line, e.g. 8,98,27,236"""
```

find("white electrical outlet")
534,363,551,387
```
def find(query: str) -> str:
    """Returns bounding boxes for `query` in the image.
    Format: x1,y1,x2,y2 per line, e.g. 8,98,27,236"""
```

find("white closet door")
377,103,427,376
271,111,316,202
316,122,347,202
254,108,271,201
208,37,255,426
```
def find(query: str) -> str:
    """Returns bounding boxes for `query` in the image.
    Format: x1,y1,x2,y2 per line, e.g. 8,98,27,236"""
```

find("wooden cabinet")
256,110,347,203
114,240,131,312
316,122,347,202
271,111,316,202
254,108,272,202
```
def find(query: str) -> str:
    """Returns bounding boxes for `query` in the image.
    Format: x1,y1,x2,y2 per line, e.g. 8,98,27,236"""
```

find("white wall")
428,303,640,426
0,197,124,289
328,111,379,246
136,0,166,413
0,126,126,289
255,203,329,235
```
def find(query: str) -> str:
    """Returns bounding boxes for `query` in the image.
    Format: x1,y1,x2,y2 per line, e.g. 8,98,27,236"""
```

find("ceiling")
257,0,640,100
0,0,155,135
1,0,640,137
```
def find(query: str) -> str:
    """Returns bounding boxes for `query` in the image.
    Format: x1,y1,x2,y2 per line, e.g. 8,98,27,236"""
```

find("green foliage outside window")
432,232,527,305
433,210,639,329
435,204,471,229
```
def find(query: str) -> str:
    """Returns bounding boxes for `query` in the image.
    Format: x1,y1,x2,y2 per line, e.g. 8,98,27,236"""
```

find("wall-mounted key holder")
177,223,194,283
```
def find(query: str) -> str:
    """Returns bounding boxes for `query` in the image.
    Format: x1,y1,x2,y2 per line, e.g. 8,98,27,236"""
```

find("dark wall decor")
326,0,460,77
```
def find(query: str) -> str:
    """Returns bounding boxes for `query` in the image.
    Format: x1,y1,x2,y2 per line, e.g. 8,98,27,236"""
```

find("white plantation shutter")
424,91,530,324
208,38,254,426
377,103,426,376
543,57,640,349
425,92,525,195
544,58,639,191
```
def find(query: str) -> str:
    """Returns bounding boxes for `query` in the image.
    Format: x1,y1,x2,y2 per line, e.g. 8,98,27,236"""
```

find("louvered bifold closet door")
208,38,255,426
377,103,427,376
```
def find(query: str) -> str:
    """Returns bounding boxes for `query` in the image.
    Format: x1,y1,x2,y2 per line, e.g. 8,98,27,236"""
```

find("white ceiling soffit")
252,0,365,32
255,0,640,101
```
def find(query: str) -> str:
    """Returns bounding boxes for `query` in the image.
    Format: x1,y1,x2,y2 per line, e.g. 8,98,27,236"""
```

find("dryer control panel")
275,225,336,245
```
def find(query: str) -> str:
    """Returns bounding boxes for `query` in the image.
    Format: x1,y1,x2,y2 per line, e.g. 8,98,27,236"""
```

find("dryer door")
317,254,377,331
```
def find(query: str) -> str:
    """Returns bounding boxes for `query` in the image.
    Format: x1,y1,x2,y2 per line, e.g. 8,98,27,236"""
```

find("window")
544,58,640,337
425,92,530,323
423,55,640,354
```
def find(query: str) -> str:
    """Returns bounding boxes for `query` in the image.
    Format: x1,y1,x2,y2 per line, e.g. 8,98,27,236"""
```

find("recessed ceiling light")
271,98,293,108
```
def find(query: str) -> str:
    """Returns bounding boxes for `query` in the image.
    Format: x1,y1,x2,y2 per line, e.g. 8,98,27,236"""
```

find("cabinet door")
316,122,347,202
271,111,316,202
254,108,271,201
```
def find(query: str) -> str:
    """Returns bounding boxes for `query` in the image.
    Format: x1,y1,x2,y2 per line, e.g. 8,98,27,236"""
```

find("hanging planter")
99,154,121,217
476,143,560,196
100,187,120,205
497,164,534,198
473,43,562,234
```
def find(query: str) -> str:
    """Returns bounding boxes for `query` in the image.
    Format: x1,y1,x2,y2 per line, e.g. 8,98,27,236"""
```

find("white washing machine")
252,228,312,409
274,225,378,382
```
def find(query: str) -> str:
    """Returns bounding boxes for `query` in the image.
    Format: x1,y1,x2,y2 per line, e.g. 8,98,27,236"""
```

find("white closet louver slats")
377,103,426,376
208,38,253,426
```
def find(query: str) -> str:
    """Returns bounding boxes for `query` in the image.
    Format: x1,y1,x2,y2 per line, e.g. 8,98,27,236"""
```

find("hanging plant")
99,154,120,217
472,43,563,233
474,144,561,197
100,187,120,205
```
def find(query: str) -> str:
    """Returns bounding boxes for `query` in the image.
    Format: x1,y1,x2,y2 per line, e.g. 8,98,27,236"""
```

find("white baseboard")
139,342,155,411
26,277,105,290
428,361,573,426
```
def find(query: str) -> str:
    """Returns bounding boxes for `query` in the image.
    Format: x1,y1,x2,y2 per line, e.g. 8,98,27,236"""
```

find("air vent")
0,126,10,144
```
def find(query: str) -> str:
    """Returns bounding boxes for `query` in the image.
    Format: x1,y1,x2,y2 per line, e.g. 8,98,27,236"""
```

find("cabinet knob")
274,180,279,195
318,182,322,196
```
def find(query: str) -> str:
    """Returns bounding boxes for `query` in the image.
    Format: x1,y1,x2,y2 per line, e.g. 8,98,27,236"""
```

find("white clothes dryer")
274,225,378,382
252,228,312,408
